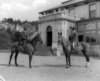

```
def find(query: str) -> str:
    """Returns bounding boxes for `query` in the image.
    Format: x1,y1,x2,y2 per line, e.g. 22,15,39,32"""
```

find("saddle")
70,41,83,53
16,40,28,54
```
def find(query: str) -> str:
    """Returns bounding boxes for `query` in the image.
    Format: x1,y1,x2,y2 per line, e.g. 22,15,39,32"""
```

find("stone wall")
88,45,100,57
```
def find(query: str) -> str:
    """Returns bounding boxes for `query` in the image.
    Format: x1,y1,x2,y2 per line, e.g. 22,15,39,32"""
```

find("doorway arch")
46,26,52,46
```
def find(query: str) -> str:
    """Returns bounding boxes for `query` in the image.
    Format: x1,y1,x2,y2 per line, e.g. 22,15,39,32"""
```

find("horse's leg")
9,50,14,66
29,54,32,68
70,43,74,54
82,50,90,67
68,52,71,66
65,52,69,68
15,50,19,66
66,57,69,68
33,46,37,51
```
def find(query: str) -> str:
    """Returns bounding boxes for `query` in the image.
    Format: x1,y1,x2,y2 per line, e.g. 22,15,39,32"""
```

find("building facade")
39,0,100,46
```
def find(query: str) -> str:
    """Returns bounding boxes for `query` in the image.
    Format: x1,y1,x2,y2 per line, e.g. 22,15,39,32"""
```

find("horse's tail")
81,42,90,47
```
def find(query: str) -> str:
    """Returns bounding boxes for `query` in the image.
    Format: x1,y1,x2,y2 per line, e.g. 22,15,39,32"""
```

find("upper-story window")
77,24,85,32
69,8,75,15
89,4,96,18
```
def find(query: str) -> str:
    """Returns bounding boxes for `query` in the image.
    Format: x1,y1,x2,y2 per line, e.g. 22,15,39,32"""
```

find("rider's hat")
58,32,62,36
70,27,75,30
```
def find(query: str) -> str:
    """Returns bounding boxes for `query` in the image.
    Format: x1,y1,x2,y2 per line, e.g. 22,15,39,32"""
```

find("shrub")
0,30,11,49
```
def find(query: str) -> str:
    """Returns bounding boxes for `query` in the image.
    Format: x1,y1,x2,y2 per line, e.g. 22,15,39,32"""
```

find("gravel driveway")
0,52,100,81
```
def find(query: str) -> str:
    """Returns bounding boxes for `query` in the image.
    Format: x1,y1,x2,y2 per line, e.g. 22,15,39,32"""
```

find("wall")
65,21,76,39
96,2,100,17
88,45,100,57
77,19,100,44
39,21,60,46
39,19,75,46
75,4,89,19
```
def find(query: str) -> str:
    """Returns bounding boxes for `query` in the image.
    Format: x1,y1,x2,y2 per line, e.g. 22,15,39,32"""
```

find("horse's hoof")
85,65,89,68
30,66,32,68
16,64,19,66
85,65,88,68
85,62,90,68
69,64,71,66
65,65,69,68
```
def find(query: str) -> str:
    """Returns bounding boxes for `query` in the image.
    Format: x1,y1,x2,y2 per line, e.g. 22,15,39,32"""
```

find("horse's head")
35,32,43,45
58,32,62,44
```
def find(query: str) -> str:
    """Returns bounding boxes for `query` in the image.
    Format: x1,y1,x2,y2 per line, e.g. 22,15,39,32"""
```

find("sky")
0,0,67,21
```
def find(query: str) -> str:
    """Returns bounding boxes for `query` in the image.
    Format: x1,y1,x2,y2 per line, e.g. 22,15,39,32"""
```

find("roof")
39,0,85,13
62,0,85,4
76,17,100,23
22,23,34,30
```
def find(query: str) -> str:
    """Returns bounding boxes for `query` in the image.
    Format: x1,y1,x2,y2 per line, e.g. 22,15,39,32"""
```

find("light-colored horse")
58,34,90,68
58,35,71,68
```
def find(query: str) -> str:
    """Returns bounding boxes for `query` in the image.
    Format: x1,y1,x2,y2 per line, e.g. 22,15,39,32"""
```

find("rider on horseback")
14,27,28,53
69,27,78,52
22,28,27,46
19,28,38,52
14,27,27,45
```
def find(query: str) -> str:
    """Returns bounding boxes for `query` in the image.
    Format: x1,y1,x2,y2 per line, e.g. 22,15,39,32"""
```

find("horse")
58,34,90,68
9,32,43,68
58,35,71,68
74,41,90,67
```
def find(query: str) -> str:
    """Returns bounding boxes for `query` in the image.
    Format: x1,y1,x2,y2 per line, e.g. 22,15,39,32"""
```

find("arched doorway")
46,26,52,46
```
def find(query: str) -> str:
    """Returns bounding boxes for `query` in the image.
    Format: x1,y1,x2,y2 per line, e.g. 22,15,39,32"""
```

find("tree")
6,18,14,24
15,19,21,25
1,18,7,23
0,30,11,49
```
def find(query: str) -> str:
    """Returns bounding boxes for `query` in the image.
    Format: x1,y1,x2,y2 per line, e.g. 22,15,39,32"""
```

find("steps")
37,46,51,51
34,46,53,56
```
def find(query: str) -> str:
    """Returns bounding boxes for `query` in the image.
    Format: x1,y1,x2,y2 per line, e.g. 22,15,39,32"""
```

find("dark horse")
9,32,43,68
75,41,90,67
58,34,90,68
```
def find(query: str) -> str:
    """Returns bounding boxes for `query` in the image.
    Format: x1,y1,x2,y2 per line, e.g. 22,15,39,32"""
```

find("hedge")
0,30,11,49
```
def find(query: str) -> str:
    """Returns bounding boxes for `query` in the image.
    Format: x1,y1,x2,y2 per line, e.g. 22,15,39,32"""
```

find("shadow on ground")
0,64,29,68
0,63,85,69
34,64,82,68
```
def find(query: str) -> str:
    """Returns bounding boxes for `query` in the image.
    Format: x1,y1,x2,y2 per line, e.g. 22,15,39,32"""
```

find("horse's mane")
61,37,70,44
28,31,39,40
27,31,39,44
61,36,71,51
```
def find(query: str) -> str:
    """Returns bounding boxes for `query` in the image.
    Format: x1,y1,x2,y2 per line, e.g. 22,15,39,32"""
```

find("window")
89,4,96,18
85,30,97,43
91,37,96,43
78,24,85,31
86,36,91,43
98,31,100,42
86,23,96,30
97,22,100,29
86,36,96,43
